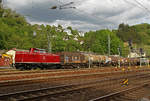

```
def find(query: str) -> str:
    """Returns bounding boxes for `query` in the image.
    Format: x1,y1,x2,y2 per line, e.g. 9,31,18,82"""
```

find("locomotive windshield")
39,50,46,53
33,48,46,53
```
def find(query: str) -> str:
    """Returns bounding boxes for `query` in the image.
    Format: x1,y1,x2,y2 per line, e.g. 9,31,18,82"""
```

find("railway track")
0,67,116,76
0,66,148,75
0,68,149,89
0,67,149,81
0,71,150,101
90,81,150,101
0,81,94,101
0,67,125,75
0,67,149,101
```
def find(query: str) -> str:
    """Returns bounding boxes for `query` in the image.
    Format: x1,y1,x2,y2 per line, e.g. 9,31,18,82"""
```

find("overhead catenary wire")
55,0,147,27
133,0,150,19
134,0,150,13
59,2,74,7
54,0,101,19
123,0,150,20
123,0,144,10
23,0,150,30
52,0,113,28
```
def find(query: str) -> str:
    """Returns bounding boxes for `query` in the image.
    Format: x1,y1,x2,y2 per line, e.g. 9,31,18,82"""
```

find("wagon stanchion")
148,59,149,67
99,59,100,68
89,54,91,68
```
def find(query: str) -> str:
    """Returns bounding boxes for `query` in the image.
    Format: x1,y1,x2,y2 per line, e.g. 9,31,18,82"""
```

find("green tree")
84,29,123,55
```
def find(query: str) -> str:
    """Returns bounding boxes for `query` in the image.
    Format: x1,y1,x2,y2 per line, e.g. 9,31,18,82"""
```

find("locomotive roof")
33,48,46,51
15,48,46,52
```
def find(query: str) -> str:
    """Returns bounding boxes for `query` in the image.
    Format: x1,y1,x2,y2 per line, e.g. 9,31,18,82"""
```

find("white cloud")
29,19,101,31
5,0,50,9
6,0,29,7
3,0,150,31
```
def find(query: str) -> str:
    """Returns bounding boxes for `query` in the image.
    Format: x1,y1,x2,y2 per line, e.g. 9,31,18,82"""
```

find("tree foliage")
84,30,123,55
0,6,124,55
117,23,150,45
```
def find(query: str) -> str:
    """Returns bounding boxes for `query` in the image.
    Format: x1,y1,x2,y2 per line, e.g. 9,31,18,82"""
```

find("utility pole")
118,47,121,67
46,31,51,53
128,40,132,67
128,46,131,67
108,34,110,56
88,55,91,68
88,48,91,68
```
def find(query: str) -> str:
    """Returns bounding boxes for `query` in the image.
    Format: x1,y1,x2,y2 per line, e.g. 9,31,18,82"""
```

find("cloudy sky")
3,0,150,31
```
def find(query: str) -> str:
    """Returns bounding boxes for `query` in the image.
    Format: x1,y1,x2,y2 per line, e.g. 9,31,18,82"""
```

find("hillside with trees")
116,23,150,56
83,30,123,55
117,23,150,45
0,5,124,56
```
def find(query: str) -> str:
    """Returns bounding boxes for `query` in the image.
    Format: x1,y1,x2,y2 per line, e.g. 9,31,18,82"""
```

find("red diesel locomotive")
7,48,61,70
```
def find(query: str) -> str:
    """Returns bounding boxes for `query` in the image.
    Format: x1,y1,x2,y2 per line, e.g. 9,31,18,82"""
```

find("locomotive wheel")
32,66,37,70
19,66,25,71
56,64,61,69
15,64,24,70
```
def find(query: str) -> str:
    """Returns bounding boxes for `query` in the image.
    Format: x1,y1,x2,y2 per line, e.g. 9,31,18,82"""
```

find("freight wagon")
57,52,86,68
57,52,111,68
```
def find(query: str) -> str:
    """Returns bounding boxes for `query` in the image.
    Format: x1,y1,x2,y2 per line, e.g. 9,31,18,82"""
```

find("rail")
89,81,150,101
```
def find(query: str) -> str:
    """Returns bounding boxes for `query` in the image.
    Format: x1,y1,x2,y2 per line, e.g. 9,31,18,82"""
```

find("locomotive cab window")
34,50,39,53
39,50,46,53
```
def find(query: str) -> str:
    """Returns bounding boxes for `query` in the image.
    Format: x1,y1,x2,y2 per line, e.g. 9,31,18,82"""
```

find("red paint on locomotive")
13,48,61,69
15,48,60,64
